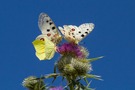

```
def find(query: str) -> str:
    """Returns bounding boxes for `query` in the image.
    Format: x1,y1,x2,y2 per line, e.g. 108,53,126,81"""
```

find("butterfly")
58,23,94,44
32,37,56,60
33,12,94,60
32,13,62,60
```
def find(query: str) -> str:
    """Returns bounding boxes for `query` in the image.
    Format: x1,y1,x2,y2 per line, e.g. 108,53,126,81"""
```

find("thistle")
55,43,101,90
22,76,46,90
57,55,91,77
23,13,103,90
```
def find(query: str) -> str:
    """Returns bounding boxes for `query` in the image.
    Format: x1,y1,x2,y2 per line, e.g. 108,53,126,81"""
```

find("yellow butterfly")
32,13,62,60
32,37,56,60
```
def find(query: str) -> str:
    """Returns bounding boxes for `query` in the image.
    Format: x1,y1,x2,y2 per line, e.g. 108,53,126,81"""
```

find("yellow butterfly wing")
32,37,55,60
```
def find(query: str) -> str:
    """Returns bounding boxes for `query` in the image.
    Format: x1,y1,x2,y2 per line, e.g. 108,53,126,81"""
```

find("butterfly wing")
58,25,75,42
74,23,94,42
32,36,56,60
59,23,94,43
38,13,62,44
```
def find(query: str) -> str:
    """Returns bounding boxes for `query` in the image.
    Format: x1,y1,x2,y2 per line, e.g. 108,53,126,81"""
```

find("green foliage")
23,56,103,90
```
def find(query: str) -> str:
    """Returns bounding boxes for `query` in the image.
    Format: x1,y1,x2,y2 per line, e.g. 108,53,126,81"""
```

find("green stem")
69,85,74,90
66,76,74,90
68,80,74,90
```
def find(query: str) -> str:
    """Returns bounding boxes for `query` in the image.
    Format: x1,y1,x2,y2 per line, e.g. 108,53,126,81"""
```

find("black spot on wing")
85,32,88,34
47,29,50,32
78,31,81,33
46,20,49,23
81,34,85,37
52,27,56,30
49,22,53,25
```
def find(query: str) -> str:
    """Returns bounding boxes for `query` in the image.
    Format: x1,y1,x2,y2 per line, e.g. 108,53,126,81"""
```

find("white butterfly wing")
79,23,94,32
59,23,94,43
76,23,94,42
59,25,76,42
67,25,80,39
38,13,61,44
38,13,56,34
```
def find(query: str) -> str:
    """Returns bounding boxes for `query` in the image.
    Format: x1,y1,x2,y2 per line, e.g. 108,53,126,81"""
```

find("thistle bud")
57,55,92,76
22,76,45,90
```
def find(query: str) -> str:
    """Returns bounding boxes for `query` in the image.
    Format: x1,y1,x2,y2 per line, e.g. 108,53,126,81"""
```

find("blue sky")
0,0,135,90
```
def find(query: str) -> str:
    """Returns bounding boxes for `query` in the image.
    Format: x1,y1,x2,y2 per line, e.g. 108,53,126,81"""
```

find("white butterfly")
58,23,94,43
37,13,62,44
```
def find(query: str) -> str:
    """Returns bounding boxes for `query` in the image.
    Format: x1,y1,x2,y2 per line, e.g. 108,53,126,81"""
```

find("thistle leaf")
45,73,60,79
83,78,88,84
86,81,92,88
87,56,104,62
84,74,102,80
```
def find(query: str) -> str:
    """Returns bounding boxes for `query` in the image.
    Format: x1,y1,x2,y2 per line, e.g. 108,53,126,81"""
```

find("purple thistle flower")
57,45,66,53
50,86,63,90
57,43,84,58
77,52,83,58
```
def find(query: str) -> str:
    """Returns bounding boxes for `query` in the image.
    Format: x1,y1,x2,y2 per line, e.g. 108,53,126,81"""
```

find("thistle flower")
57,55,92,76
71,59,92,75
22,76,45,90
50,86,63,90
57,55,73,75
57,43,89,58
80,46,89,58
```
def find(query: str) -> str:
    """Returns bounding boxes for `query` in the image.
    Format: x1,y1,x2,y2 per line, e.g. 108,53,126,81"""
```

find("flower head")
57,43,88,58
57,55,92,76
